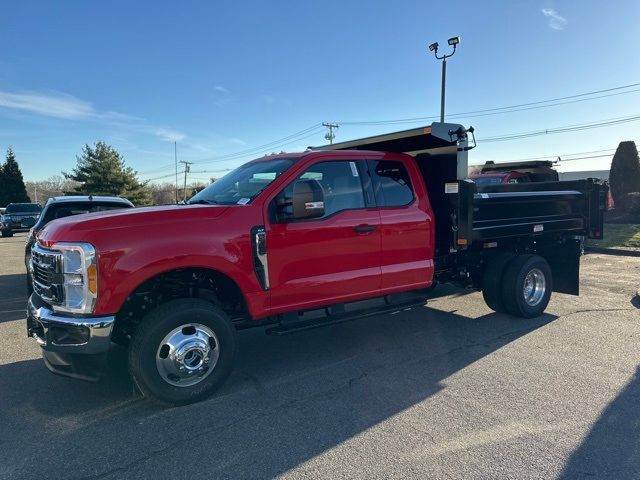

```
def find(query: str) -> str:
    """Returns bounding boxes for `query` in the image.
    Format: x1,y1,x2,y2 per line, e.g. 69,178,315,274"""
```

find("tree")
63,142,152,205
609,141,640,211
0,147,30,207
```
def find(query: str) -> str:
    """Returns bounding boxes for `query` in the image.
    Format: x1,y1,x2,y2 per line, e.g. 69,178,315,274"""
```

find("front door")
267,159,382,312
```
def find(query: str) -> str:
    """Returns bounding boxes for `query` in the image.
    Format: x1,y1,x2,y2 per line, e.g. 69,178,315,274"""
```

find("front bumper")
27,294,115,354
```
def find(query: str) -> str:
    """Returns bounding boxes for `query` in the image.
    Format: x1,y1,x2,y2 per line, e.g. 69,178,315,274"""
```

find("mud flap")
540,238,582,295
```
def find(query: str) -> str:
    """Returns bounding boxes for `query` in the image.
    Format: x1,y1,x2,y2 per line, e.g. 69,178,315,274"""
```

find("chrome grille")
31,244,64,304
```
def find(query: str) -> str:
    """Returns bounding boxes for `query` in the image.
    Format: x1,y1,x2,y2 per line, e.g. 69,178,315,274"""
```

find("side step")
265,298,428,336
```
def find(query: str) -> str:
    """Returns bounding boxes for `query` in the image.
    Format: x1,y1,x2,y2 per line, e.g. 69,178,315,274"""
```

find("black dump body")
314,122,609,295
455,178,606,245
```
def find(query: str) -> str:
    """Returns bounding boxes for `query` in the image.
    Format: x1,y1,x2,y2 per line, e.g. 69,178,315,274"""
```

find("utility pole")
179,160,192,203
428,36,460,122
323,122,339,144
174,142,178,204
34,184,38,204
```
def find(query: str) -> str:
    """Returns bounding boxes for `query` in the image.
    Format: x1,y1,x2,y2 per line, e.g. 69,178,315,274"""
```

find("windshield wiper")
187,199,218,205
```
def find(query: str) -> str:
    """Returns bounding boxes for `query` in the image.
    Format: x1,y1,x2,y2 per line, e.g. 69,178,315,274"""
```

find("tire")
482,252,516,313
501,255,552,318
128,298,237,406
1,229,12,238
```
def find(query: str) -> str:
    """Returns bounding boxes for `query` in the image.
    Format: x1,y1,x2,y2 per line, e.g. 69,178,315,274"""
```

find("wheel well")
112,268,249,345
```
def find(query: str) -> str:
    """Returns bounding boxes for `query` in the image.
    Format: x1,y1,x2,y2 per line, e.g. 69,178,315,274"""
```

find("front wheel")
501,255,552,318
128,299,237,405
1,229,13,238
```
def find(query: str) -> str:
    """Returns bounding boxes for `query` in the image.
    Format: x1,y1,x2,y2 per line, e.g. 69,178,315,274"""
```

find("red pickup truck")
27,123,607,405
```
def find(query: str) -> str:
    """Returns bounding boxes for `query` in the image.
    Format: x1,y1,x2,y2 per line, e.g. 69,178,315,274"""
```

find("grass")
587,223,640,251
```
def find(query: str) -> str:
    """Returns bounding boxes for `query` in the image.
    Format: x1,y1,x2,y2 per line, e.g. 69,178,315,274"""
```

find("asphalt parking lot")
1,232,639,479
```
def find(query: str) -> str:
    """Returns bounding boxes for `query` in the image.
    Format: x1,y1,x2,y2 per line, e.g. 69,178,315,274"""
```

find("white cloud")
228,137,247,146
541,8,567,30
156,128,186,142
214,85,229,93
0,90,95,119
0,88,187,143
262,94,275,104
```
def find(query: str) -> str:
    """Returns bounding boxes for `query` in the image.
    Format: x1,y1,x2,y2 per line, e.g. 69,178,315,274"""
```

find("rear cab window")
367,160,414,207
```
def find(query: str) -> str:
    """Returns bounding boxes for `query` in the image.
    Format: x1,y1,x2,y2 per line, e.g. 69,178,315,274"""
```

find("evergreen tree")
609,141,640,211
63,142,151,205
0,147,30,207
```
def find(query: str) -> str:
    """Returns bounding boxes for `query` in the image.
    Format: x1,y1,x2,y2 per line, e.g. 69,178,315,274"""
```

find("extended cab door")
266,159,382,312
367,158,435,291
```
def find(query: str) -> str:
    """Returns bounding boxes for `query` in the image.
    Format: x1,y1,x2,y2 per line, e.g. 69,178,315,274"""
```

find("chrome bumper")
27,295,115,354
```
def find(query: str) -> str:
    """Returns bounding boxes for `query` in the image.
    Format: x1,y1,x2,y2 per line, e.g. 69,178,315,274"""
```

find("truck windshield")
188,158,296,205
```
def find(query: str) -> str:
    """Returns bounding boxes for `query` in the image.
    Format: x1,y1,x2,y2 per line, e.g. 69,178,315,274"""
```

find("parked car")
470,171,531,185
1,203,42,237
25,195,134,294
26,122,607,405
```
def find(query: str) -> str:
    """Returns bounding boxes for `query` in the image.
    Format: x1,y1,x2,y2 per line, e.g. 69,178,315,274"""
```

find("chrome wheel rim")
155,323,219,387
523,268,546,306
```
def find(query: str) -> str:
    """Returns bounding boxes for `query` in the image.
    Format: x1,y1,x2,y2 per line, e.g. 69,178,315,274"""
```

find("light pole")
428,36,460,123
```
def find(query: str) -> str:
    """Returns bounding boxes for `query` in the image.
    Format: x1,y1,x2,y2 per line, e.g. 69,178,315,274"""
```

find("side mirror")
291,179,325,220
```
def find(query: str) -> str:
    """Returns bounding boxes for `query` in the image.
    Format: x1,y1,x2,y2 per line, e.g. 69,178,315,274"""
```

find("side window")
279,161,366,219
369,160,414,207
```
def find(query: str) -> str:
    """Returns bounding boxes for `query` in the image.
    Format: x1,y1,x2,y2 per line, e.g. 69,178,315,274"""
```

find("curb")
585,246,640,257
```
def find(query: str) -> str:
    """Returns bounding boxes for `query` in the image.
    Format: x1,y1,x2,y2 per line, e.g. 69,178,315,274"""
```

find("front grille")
31,245,64,304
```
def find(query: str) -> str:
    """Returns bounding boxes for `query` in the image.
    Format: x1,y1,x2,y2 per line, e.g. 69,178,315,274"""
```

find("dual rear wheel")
482,253,552,318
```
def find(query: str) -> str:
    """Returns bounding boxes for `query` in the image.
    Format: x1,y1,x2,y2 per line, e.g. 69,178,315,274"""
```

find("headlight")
52,242,98,314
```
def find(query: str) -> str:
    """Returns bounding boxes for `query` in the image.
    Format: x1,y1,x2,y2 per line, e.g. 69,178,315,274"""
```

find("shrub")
623,192,640,214
609,141,640,211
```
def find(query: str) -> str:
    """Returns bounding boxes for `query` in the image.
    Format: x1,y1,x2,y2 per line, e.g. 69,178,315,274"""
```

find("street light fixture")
447,36,460,46
428,35,461,122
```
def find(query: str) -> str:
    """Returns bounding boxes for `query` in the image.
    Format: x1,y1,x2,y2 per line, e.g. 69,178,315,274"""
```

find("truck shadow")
559,365,640,479
0,300,557,479
0,274,28,323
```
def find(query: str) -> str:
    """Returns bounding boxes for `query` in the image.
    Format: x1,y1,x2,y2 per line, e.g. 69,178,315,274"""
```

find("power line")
135,82,640,178
338,82,640,125
477,114,640,143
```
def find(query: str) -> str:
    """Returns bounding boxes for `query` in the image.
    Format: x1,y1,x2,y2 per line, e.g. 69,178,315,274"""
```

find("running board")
265,298,428,336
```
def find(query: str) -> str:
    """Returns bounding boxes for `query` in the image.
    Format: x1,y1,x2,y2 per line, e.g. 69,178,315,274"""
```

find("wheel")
501,255,552,318
482,252,516,313
1,229,12,238
128,298,237,406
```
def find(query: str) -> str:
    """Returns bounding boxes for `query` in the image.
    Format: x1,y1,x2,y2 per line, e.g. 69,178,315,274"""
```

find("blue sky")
1,0,639,182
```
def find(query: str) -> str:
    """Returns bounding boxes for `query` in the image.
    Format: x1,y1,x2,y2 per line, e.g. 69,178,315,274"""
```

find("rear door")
367,158,435,291
267,159,382,311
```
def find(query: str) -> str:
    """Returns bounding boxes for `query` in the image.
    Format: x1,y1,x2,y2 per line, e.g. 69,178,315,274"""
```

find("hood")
37,204,229,246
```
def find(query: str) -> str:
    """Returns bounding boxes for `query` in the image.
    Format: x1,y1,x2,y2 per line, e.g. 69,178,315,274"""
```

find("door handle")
354,224,377,233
